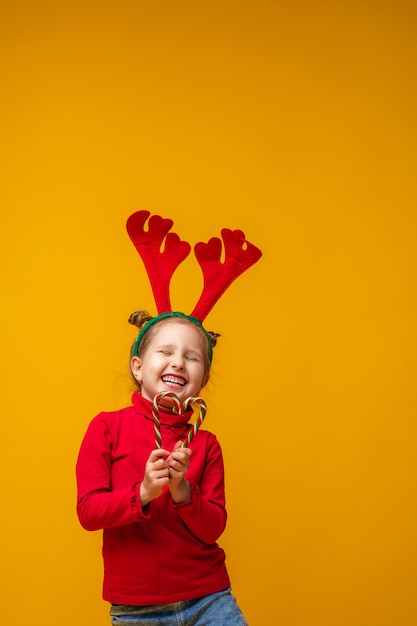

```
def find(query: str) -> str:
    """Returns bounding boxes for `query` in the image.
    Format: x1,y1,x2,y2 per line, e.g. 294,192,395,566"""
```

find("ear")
131,356,143,383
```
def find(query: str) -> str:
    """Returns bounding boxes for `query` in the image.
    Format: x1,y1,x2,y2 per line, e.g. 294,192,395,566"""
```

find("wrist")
170,478,191,504
139,482,151,507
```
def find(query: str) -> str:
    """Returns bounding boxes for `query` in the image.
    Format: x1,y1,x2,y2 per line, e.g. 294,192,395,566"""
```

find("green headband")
132,311,213,363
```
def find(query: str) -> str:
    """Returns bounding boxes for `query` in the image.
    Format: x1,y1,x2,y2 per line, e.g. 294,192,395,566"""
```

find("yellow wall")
1,1,416,624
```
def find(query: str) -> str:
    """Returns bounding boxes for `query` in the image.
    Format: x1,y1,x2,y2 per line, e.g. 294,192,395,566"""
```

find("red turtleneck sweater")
76,392,231,605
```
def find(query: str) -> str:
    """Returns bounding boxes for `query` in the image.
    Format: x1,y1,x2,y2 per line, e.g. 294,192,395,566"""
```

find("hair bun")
208,332,221,348
128,310,153,329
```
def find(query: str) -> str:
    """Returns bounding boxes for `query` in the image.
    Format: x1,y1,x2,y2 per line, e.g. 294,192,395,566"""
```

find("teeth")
162,376,185,386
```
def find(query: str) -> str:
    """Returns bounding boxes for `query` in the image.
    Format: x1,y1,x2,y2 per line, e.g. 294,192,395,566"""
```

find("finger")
152,466,170,480
168,463,183,476
169,457,186,471
170,451,185,464
156,457,169,470
148,449,170,463
169,457,190,474
171,449,191,463
168,459,181,472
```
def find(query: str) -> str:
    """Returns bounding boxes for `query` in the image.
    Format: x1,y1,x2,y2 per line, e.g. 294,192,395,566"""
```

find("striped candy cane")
151,393,207,449
152,391,181,449
181,396,207,448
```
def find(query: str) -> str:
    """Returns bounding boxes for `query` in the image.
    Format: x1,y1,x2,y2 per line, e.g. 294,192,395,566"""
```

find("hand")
140,449,170,506
167,441,192,503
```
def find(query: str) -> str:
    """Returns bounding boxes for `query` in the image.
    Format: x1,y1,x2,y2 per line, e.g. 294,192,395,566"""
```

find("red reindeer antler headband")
127,210,262,357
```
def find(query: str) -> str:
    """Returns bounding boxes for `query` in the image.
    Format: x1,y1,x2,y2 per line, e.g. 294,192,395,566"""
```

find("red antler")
191,228,263,321
126,211,191,314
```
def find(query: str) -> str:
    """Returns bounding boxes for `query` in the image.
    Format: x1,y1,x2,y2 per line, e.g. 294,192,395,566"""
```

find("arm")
169,434,228,544
76,415,161,531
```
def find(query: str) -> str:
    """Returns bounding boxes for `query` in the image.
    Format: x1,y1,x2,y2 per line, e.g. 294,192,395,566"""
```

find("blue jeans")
109,588,248,625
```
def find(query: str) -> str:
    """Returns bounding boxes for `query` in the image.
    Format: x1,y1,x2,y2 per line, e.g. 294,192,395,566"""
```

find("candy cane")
151,393,207,449
181,396,207,448
152,391,181,449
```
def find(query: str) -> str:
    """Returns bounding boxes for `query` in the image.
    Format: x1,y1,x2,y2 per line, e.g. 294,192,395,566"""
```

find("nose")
171,354,184,369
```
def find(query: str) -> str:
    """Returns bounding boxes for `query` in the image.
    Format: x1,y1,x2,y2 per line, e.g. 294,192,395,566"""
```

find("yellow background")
1,1,416,625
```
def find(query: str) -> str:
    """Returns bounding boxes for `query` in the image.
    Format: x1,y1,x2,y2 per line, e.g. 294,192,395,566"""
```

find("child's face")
131,320,209,404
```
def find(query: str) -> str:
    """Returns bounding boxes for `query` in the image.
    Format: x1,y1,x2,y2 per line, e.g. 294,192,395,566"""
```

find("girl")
76,310,248,625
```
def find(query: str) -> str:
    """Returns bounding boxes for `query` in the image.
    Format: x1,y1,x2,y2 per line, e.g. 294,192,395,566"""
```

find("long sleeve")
76,413,150,531
173,434,227,544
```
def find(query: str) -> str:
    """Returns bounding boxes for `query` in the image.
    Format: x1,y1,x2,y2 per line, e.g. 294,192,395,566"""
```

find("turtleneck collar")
131,391,194,428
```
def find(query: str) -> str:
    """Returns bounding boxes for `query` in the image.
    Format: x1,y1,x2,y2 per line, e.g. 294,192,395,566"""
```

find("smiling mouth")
161,375,186,387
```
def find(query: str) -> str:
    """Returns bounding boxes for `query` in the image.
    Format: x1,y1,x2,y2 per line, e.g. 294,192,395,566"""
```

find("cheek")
194,365,208,388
